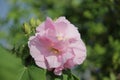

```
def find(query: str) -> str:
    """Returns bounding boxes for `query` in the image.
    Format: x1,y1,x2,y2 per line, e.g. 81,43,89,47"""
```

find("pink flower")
28,17,86,75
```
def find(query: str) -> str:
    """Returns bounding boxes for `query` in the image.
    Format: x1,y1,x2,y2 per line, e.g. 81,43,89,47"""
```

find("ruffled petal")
35,55,47,69
72,48,86,64
55,17,70,24
65,24,80,40
46,55,61,68
62,51,74,64
64,59,75,68
55,22,68,34
36,22,45,32
45,17,55,30
28,36,42,58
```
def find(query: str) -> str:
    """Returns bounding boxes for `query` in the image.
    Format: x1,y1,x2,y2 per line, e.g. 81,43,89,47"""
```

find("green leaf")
110,72,116,80
28,66,46,80
17,67,29,80
83,10,93,19
0,47,46,80
0,47,22,80
63,70,80,80
46,71,63,80
17,66,46,80
63,74,68,80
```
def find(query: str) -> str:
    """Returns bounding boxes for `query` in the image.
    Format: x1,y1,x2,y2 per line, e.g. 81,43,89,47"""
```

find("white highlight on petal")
56,33,66,41
46,56,61,68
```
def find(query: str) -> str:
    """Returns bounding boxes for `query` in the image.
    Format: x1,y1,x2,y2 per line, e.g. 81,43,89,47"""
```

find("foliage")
0,47,46,80
0,0,120,80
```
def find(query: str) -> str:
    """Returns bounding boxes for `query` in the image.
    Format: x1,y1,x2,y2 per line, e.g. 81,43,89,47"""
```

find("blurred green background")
0,0,120,80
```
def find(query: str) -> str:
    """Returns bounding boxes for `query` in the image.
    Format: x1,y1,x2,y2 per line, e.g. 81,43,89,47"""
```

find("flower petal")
64,59,75,68
65,24,80,39
55,17,70,24
62,51,74,64
73,48,86,64
35,55,47,69
46,55,61,68
45,17,55,30
55,22,68,34
28,36,42,58
36,22,45,32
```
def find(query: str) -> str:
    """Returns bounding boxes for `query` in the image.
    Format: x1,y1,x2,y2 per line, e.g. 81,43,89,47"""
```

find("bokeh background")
0,0,120,80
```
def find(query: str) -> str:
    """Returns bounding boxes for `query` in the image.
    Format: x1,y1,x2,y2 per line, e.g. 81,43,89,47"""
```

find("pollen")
50,48,59,54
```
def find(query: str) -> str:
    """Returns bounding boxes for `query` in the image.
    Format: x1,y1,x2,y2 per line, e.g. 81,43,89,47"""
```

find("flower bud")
23,23,31,34
30,18,36,27
36,19,41,26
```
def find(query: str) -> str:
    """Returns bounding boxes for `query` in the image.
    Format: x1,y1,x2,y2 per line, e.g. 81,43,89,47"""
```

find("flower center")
50,48,59,54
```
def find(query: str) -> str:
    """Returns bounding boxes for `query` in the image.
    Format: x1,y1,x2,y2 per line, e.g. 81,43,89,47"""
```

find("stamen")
50,48,59,54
